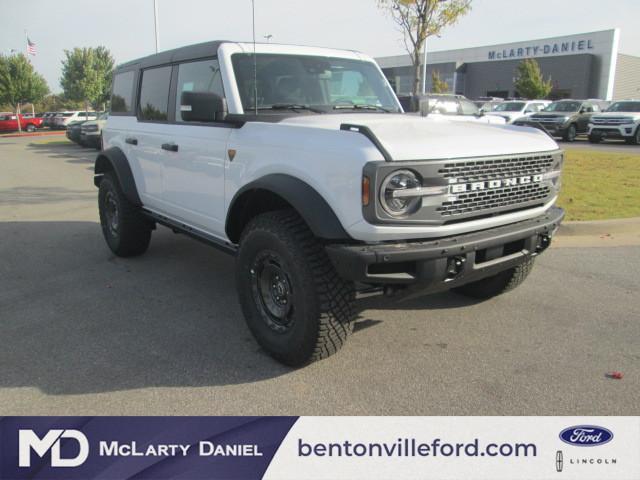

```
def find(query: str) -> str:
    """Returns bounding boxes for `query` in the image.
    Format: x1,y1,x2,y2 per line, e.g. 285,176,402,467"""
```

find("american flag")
26,37,36,56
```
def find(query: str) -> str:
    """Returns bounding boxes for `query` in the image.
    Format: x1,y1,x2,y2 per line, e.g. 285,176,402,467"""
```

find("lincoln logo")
556,450,563,472
450,174,543,193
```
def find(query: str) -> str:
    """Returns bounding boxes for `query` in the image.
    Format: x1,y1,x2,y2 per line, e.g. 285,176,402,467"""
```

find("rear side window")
138,66,172,121
111,71,135,113
175,59,224,122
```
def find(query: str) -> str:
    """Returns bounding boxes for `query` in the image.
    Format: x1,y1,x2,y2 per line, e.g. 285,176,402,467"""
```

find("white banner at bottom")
264,417,640,480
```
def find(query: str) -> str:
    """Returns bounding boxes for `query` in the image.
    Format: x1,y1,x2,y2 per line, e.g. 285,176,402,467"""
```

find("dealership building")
376,29,640,101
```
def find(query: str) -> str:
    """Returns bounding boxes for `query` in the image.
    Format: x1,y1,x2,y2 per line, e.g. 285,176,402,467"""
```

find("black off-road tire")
628,126,640,145
588,133,602,144
454,258,535,299
98,172,152,257
562,124,577,142
236,210,355,366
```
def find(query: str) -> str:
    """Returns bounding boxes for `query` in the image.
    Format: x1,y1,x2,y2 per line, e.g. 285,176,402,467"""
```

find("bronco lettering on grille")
450,174,543,193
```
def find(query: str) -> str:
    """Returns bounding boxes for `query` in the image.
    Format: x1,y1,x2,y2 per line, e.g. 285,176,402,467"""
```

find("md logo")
19,429,89,467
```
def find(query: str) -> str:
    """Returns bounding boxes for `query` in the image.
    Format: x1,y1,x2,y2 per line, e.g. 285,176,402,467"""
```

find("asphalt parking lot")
1,136,638,415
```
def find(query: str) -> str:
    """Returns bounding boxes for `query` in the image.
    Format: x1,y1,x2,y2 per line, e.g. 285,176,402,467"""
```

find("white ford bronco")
95,41,564,366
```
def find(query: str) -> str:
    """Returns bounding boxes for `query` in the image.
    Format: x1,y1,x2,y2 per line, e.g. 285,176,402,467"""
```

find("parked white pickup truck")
95,41,564,366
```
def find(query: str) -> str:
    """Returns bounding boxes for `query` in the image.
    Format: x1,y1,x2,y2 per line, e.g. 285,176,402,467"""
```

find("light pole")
421,36,428,95
153,0,160,53
421,0,446,95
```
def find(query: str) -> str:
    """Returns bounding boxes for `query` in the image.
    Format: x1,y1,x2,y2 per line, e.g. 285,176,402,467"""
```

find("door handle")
125,137,138,145
161,142,179,152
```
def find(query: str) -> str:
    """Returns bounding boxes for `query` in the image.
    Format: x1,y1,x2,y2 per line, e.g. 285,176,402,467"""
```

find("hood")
530,112,576,118
277,113,558,160
486,111,519,120
592,111,640,119
429,113,506,125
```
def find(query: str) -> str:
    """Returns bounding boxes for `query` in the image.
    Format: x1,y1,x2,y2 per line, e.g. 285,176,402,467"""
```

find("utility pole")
153,0,160,53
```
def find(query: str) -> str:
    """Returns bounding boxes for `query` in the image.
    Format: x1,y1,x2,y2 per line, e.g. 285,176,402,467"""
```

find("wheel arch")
226,174,351,243
94,147,142,206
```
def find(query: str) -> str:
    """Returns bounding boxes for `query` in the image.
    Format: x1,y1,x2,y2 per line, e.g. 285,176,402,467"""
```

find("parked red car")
0,114,44,132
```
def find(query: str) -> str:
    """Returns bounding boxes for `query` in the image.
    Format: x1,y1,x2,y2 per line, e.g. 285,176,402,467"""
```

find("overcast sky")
2,0,640,93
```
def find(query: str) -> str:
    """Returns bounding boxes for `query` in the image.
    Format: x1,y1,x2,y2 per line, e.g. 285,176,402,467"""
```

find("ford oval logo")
559,426,613,447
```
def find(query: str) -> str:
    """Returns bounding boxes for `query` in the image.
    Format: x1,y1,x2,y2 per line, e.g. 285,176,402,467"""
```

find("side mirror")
180,91,227,122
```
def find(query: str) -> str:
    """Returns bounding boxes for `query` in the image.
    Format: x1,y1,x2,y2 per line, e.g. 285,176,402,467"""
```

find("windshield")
231,53,400,113
493,102,525,112
543,101,581,112
606,101,640,112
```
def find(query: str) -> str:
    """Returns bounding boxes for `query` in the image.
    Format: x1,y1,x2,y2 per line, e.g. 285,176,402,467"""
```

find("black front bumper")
326,207,564,291
516,121,567,137
590,128,628,139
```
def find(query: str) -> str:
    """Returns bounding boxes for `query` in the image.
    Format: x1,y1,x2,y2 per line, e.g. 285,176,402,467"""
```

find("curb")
0,131,65,138
555,217,640,248
558,217,640,236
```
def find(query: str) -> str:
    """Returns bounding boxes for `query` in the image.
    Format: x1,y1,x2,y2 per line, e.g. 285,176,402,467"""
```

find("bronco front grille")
435,153,556,218
437,184,551,217
437,153,554,183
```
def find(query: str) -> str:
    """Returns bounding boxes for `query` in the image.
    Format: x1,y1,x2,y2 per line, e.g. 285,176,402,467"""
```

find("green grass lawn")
557,149,640,221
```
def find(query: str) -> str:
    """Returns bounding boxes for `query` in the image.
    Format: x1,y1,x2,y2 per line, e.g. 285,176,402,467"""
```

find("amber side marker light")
362,176,371,206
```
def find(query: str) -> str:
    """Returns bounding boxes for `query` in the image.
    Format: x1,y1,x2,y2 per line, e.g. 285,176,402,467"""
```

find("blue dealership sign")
0,416,298,479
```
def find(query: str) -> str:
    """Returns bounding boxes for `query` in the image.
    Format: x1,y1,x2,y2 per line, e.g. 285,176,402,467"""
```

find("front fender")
94,147,142,206
226,174,351,243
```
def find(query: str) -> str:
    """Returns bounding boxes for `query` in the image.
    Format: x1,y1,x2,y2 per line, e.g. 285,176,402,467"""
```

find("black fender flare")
226,174,351,243
94,147,142,206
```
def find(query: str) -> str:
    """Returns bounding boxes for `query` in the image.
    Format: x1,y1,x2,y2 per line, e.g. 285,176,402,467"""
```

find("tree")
513,59,553,99
60,46,114,118
431,70,448,93
34,94,84,113
378,0,471,100
0,53,49,131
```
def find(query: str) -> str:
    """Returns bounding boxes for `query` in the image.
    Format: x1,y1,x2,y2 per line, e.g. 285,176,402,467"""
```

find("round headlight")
380,169,422,217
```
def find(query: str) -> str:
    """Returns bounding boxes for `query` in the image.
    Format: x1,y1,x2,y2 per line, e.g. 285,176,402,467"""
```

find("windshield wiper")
333,104,392,113
258,104,325,113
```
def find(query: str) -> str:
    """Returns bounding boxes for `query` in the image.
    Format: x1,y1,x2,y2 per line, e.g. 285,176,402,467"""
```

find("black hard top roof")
115,40,229,72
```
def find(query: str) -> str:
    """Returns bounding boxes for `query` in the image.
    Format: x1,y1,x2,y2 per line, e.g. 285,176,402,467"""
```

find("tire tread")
454,258,535,299
238,209,355,364
99,172,152,257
